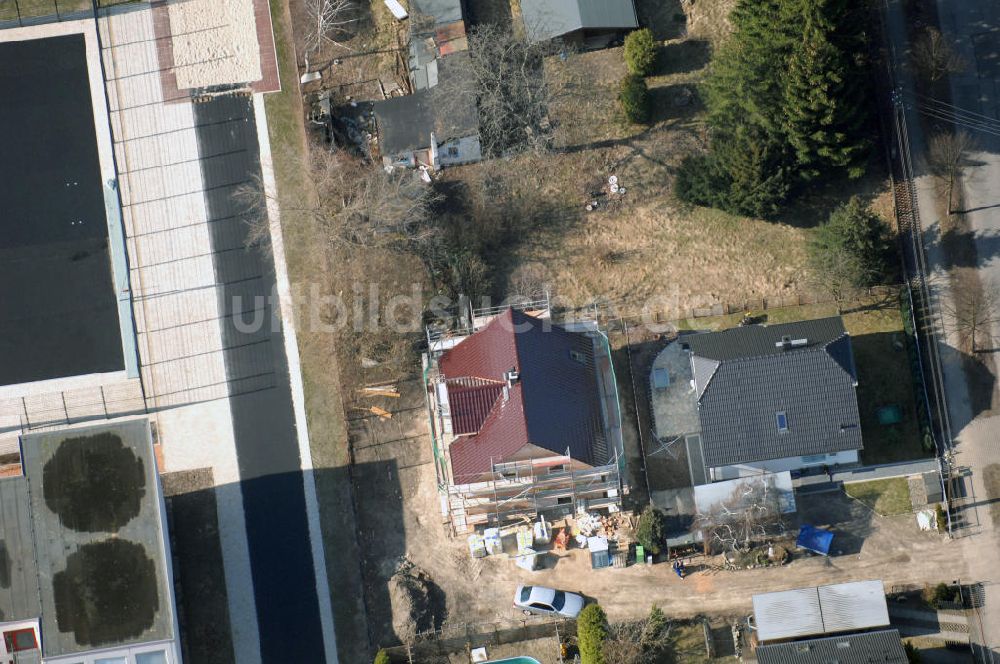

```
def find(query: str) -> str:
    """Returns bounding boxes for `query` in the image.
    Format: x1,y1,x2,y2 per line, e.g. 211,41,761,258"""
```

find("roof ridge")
820,331,858,383
446,376,504,385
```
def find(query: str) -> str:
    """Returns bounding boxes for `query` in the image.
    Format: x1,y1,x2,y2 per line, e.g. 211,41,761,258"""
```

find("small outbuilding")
520,0,639,45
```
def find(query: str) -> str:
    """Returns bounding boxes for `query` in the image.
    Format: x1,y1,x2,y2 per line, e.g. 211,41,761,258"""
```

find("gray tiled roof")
755,629,908,664
687,318,863,468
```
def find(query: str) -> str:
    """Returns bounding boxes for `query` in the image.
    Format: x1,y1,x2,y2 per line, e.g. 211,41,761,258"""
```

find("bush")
619,74,651,124
935,503,947,531
904,641,922,664
635,505,667,556
923,582,955,609
374,649,390,664
578,604,608,664
807,196,896,296
624,28,658,76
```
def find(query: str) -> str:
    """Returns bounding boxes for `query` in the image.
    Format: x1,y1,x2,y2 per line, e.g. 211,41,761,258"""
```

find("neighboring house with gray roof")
755,629,908,664
372,0,482,169
684,317,863,481
520,0,639,45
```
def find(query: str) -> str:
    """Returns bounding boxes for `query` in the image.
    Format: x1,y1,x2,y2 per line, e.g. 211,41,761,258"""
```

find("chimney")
775,335,792,350
504,367,520,388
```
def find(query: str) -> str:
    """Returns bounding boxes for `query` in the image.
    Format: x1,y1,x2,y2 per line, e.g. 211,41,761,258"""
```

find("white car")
513,585,585,618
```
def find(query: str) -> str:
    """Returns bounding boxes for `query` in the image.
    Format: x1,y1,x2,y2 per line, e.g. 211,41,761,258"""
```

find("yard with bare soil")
265,0,915,660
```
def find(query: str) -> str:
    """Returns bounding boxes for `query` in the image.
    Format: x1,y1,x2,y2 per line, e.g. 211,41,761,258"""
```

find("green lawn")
844,477,913,515
842,301,929,465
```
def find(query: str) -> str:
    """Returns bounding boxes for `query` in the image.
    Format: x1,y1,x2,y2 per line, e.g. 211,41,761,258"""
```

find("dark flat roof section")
0,34,124,386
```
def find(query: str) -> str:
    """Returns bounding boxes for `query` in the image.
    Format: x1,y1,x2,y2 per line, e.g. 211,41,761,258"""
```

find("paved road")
883,0,1000,659
193,95,331,663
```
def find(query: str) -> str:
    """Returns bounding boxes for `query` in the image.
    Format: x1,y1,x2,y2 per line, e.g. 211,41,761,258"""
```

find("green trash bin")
635,544,645,564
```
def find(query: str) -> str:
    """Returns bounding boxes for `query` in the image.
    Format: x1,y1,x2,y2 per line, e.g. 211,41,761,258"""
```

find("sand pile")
169,0,262,89
388,561,443,642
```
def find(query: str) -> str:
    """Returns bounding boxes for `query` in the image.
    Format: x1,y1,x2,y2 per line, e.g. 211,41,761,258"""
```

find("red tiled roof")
440,309,607,481
446,378,505,435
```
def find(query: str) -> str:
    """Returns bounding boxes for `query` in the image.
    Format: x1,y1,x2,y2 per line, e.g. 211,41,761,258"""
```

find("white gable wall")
710,449,859,481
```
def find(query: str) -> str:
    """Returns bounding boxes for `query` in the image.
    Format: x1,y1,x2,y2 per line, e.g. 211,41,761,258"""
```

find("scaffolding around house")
421,294,627,535
425,294,552,353
447,451,623,535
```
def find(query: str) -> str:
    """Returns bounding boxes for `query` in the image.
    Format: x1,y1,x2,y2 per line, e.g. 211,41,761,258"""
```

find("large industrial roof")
0,478,41,624
18,420,175,657
752,580,890,642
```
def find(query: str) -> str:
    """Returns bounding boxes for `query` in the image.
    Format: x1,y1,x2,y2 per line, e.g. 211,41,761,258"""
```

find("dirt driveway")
349,376,966,650
504,491,964,622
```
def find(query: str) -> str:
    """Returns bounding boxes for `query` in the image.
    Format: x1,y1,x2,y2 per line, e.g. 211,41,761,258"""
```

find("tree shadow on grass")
635,0,688,41
655,39,711,76
648,83,703,124
773,164,891,229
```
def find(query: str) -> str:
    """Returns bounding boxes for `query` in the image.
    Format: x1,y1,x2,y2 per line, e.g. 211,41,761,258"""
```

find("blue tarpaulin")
796,525,834,555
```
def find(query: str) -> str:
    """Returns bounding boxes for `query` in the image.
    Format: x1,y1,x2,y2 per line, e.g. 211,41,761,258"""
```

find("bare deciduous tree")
507,262,550,301
236,146,442,256
940,274,1000,353
927,130,976,215
913,27,965,83
432,24,583,156
694,476,786,555
603,607,672,664
303,0,357,55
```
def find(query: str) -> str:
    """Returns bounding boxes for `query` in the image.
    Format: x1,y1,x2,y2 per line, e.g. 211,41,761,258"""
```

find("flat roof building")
0,420,181,663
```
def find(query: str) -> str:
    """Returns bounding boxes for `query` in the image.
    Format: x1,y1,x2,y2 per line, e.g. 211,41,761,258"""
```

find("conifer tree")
783,0,870,179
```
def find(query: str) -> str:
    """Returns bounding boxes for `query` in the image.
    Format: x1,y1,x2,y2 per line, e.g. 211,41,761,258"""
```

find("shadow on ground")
656,39,711,76
793,491,876,558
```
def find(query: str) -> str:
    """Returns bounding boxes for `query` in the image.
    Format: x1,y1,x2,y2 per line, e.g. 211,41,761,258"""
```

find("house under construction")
423,299,626,534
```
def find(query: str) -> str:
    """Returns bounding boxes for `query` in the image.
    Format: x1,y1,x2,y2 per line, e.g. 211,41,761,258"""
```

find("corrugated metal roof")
441,309,607,480
521,0,638,42
0,476,41,624
753,580,890,643
818,580,890,633
752,586,825,642
756,629,908,664
688,318,863,468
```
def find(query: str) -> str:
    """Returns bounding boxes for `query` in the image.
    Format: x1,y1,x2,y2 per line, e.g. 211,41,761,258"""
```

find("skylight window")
776,412,789,432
